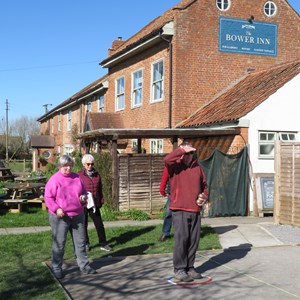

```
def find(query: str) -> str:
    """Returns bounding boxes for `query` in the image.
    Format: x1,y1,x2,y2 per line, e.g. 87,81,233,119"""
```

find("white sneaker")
100,244,112,251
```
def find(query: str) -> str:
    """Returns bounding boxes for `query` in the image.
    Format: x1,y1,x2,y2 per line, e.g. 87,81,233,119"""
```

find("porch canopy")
76,127,240,144
76,127,241,208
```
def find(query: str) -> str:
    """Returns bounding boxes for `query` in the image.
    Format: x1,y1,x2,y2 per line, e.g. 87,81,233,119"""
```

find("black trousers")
84,207,107,246
172,210,201,272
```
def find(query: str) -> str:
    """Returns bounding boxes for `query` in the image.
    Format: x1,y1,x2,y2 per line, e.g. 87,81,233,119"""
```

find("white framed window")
116,76,125,111
42,150,51,160
63,144,74,155
57,146,61,156
132,69,143,108
98,95,104,112
58,113,61,132
150,139,163,154
151,60,164,102
85,100,92,113
51,118,54,134
216,0,231,11
259,131,297,158
264,1,277,17
279,132,297,142
67,110,72,131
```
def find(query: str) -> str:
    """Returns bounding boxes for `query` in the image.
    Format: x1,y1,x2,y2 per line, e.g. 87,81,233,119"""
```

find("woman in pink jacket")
44,155,96,279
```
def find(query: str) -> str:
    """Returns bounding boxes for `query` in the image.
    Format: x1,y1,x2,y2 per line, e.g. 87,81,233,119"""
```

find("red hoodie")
164,148,208,213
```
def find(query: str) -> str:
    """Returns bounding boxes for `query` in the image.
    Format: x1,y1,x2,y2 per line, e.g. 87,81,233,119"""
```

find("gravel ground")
260,223,300,245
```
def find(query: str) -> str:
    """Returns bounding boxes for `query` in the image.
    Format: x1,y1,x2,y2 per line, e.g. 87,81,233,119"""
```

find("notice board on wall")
254,173,274,216
260,177,274,210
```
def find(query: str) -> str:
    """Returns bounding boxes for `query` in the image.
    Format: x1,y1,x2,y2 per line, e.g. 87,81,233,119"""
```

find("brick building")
36,0,300,214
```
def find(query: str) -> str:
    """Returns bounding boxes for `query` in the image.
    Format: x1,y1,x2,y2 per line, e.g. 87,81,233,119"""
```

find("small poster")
260,177,274,209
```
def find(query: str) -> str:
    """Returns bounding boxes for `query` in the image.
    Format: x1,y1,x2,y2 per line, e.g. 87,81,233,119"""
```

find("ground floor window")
259,131,297,158
63,144,74,156
150,139,163,154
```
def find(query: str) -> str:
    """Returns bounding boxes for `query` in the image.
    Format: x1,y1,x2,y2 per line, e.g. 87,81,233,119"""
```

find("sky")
0,0,299,121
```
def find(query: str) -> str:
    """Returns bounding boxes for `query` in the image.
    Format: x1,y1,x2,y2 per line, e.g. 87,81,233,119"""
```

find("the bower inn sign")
218,17,277,57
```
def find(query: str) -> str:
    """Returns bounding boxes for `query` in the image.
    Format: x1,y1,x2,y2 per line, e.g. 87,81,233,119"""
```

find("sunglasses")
86,163,94,166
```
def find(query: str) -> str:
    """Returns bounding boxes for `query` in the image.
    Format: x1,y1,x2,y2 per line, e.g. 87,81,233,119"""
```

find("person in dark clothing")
164,142,208,282
78,154,112,252
159,166,172,241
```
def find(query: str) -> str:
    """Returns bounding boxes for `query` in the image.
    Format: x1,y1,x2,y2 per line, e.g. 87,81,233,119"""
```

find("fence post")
274,140,281,224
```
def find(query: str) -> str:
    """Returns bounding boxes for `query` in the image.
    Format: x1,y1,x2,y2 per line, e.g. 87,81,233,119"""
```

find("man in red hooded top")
164,141,208,282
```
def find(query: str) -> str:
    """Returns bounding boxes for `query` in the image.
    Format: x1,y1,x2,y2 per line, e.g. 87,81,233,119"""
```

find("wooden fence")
274,141,300,226
118,154,165,214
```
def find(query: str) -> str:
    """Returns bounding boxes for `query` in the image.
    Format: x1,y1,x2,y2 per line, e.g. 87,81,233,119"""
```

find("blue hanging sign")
219,17,277,57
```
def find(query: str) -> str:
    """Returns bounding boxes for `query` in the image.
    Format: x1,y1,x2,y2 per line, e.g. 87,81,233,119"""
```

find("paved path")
4,216,300,299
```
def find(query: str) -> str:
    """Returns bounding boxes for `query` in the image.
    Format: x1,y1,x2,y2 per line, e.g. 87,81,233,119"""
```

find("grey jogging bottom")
172,210,201,272
49,213,89,273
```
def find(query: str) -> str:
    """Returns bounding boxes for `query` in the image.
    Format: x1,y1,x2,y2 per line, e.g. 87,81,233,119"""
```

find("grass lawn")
0,208,221,299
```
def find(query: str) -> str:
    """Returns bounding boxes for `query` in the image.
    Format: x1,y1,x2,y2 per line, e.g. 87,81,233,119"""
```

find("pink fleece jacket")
44,171,87,216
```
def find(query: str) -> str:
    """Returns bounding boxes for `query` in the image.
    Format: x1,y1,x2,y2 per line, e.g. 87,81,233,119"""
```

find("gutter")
37,81,109,122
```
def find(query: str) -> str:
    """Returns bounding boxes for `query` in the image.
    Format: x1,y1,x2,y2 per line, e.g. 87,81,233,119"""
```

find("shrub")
93,152,113,206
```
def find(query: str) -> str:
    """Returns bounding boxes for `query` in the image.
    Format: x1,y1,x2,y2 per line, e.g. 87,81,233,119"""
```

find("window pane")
260,144,274,156
289,134,296,141
268,133,275,141
260,133,267,141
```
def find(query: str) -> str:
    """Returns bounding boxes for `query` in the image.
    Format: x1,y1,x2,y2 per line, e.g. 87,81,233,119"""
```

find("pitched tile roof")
30,135,55,148
100,0,196,65
37,74,108,121
178,60,300,128
88,112,124,130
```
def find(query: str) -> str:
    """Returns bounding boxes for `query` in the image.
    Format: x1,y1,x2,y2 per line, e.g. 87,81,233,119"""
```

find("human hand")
180,144,196,154
80,194,88,204
196,193,207,206
56,208,64,218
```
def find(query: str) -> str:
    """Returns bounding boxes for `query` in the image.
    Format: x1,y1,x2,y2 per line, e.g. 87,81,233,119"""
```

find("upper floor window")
86,100,92,113
116,76,125,111
259,131,297,159
67,110,72,131
132,69,143,108
151,60,164,102
150,139,163,154
51,118,54,134
264,1,277,17
58,113,61,131
216,0,231,11
98,95,104,112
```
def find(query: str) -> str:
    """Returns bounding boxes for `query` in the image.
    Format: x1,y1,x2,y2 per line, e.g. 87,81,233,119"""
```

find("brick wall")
38,0,300,156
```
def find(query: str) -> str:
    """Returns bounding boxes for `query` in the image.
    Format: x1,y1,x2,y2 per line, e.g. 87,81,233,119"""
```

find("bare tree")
11,116,40,143
5,116,40,159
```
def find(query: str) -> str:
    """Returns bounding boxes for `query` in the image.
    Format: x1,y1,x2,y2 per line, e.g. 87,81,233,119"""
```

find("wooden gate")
118,154,165,214
274,141,300,226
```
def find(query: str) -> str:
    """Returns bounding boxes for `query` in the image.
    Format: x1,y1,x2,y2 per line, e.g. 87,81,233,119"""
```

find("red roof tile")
88,112,124,130
100,0,196,63
178,60,300,127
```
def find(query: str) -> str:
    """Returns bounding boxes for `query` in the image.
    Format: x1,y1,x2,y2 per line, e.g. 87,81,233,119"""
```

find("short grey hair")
82,154,95,165
58,155,74,168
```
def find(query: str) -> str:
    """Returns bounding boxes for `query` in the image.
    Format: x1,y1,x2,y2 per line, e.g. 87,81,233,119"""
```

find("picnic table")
14,175,47,182
4,182,45,199
2,182,46,213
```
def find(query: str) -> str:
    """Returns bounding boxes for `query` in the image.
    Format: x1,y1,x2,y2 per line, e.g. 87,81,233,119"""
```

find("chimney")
108,37,125,56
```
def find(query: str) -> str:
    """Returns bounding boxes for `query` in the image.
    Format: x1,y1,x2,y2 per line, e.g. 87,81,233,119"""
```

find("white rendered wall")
241,73,300,211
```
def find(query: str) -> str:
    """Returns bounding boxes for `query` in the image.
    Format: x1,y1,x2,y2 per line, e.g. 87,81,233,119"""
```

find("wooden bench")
27,198,47,210
2,199,27,213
